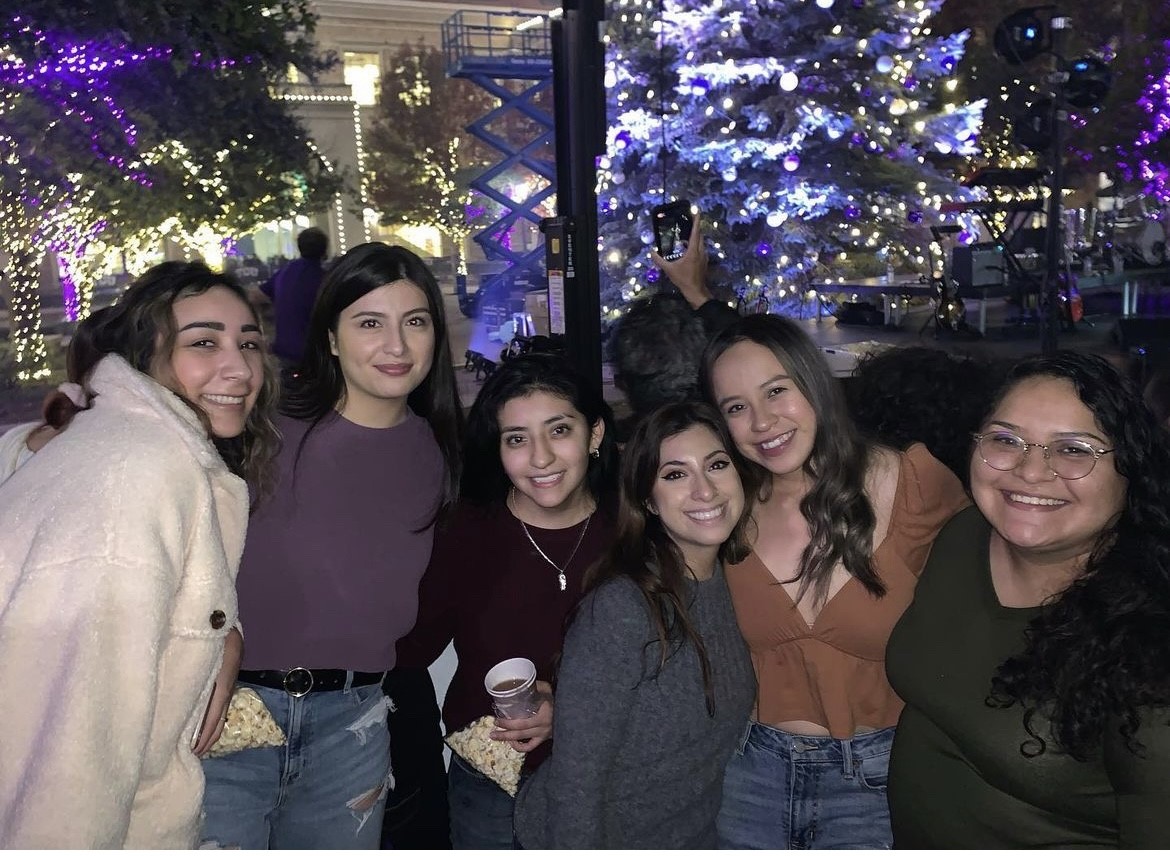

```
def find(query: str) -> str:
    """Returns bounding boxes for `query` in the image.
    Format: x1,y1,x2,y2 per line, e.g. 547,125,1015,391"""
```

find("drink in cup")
485,657,540,719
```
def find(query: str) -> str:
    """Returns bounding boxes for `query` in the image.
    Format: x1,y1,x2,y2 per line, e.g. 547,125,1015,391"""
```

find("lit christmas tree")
598,0,984,320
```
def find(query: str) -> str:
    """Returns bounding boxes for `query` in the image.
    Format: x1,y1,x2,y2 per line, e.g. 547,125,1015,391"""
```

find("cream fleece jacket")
0,355,248,848
0,420,36,484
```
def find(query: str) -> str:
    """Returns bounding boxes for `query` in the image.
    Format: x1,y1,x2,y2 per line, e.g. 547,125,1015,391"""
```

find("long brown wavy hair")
581,401,755,715
77,262,281,497
701,314,882,605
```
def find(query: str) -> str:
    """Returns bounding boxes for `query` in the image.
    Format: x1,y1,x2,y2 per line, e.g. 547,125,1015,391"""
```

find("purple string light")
3,15,251,186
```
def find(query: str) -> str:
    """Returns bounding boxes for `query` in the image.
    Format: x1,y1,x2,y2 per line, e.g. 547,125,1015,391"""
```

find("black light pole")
543,0,607,393
1040,16,1070,356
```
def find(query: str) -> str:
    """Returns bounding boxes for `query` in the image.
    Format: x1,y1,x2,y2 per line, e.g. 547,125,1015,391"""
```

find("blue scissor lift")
442,10,555,353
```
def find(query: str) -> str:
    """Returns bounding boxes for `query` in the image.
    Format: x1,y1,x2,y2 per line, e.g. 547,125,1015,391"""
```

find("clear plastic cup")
484,657,540,719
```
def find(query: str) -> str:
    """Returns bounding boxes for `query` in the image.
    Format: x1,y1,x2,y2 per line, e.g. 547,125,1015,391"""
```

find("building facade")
294,0,552,263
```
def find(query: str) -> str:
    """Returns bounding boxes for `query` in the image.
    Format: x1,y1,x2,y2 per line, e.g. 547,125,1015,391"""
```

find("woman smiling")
888,352,1170,847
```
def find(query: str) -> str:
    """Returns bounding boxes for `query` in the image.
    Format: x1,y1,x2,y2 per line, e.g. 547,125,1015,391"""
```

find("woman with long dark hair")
513,401,757,848
888,352,1170,847
200,243,462,849
397,352,618,848
0,262,279,847
702,314,969,848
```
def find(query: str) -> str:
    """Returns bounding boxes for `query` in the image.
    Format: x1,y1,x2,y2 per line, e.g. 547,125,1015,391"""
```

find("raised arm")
651,213,713,310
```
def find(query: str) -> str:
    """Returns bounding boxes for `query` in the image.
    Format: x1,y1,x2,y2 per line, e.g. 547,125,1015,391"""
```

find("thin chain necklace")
511,487,594,592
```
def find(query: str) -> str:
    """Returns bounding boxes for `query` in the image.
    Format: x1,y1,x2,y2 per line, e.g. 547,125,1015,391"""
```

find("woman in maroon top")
398,353,619,849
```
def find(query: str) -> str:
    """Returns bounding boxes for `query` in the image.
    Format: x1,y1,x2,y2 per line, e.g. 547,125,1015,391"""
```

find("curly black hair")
985,352,1170,759
845,346,1002,487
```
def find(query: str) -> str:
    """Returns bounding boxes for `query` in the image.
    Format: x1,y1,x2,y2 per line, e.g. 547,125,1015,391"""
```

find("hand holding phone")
652,200,695,261
649,206,712,310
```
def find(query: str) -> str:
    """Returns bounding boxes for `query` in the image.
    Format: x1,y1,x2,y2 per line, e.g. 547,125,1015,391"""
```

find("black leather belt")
238,668,386,698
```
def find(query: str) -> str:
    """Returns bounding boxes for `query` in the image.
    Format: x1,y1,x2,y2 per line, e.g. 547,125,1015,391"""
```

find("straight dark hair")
701,314,882,604
582,401,754,716
284,242,463,512
461,353,619,507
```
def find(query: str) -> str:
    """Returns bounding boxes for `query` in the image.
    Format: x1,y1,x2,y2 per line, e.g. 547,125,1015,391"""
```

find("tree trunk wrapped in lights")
1,2,341,383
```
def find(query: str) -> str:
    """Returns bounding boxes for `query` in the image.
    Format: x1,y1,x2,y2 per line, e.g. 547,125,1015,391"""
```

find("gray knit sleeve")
514,577,651,848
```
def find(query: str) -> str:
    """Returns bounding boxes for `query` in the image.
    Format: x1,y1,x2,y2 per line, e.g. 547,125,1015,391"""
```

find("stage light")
1013,97,1053,152
994,7,1051,65
1065,56,1112,108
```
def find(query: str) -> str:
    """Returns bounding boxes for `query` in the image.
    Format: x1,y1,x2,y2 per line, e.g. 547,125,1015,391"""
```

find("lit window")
343,51,381,106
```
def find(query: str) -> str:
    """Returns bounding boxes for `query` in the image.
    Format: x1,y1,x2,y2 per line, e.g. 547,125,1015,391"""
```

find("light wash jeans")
717,722,895,849
447,752,517,849
200,679,393,849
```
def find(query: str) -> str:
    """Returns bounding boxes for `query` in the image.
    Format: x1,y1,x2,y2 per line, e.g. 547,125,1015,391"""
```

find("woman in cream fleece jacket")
0,262,279,847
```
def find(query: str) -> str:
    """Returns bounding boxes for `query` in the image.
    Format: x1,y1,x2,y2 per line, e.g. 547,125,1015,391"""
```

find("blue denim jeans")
717,722,895,849
447,752,518,849
200,679,393,849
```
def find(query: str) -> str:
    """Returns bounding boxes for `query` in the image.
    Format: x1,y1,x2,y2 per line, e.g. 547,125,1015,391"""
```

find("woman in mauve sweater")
398,352,619,849
200,243,463,849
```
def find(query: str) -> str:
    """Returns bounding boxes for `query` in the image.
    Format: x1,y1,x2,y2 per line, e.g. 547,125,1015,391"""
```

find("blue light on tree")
597,0,984,320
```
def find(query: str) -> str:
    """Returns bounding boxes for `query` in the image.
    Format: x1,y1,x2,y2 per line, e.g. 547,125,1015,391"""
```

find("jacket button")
209,610,226,630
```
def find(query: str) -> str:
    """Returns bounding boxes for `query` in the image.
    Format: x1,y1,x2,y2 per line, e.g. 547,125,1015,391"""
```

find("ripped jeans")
201,679,392,849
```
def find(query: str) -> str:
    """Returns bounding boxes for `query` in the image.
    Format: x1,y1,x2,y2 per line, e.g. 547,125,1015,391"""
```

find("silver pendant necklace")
511,487,594,591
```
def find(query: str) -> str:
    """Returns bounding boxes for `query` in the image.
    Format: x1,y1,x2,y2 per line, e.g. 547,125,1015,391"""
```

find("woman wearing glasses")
887,351,1170,847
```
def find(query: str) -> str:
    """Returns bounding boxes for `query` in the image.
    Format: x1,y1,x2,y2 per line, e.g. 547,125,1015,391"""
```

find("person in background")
201,243,462,849
702,314,969,848
609,291,711,439
397,352,619,849
260,226,328,370
514,401,757,848
845,345,1001,487
887,352,1170,847
0,262,279,847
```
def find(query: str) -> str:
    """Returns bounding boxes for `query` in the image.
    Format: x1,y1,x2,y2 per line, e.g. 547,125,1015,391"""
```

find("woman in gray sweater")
514,402,757,848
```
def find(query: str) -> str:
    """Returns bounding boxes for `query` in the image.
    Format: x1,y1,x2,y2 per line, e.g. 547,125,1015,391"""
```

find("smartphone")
651,200,694,261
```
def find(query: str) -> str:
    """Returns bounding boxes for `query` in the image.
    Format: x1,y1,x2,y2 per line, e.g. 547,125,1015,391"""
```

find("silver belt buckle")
283,667,314,697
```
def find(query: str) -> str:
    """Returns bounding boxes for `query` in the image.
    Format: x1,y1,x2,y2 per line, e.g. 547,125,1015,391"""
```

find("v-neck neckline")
752,450,908,630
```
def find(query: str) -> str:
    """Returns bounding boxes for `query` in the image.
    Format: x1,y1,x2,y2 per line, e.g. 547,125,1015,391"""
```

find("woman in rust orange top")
701,314,968,849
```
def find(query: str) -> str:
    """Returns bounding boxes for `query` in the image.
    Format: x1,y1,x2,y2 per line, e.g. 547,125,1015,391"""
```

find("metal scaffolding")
441,10,555,303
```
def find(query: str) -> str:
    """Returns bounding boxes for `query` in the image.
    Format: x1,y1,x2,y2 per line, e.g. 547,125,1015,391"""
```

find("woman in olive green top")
887,352,1170,847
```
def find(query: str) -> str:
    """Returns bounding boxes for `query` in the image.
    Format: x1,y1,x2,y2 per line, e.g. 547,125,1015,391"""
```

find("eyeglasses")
973,431,1115,480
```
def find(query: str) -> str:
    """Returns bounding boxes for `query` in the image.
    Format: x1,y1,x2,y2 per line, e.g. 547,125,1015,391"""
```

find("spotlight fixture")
1012,97,1054,152
993,7,1052,65
1065,56,1112,108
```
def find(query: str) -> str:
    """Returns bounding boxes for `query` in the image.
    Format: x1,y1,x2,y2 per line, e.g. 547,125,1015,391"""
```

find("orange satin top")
727,443,969,738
